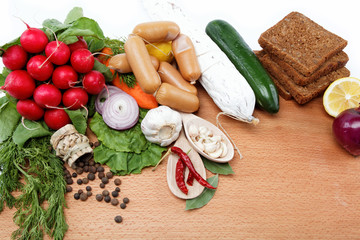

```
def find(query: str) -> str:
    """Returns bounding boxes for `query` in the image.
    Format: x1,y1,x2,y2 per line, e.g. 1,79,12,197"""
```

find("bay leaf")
202,156,234,175
185,174,219,210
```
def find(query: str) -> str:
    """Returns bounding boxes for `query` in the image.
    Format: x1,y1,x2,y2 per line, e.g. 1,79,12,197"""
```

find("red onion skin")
332,107,360,156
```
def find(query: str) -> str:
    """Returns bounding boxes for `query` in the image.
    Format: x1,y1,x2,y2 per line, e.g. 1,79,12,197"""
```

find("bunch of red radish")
1,23,106,130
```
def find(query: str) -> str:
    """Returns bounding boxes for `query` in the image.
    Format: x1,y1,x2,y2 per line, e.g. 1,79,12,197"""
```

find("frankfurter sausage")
158,61,198,95
172,34,201,83
132,21,180,43
155,83,199,113
108,53,160,73
124,35,161,94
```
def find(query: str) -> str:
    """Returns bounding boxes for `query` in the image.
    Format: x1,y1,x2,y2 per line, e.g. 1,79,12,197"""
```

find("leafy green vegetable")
65,108,88,134
93,60,113,83
64,6,84,24
90,112,148,153
0,37,20,54
202,156,234,175
185,174,219,210
12,120,51,147
0,98,21,143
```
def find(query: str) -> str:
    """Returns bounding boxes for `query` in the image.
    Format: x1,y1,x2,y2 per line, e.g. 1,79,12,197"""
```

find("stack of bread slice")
255,11,350,104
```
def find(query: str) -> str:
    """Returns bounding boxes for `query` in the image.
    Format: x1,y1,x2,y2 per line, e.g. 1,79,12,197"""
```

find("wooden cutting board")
1,85,360,240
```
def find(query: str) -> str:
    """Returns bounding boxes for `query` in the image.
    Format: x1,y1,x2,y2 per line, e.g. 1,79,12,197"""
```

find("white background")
0,0,359,77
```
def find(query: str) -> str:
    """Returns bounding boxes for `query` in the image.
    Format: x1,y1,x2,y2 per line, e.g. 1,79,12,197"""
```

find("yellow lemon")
323,77,360,117
146,41,174,63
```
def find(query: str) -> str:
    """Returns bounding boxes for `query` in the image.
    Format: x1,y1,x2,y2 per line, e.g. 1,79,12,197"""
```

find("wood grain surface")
1,85,360,240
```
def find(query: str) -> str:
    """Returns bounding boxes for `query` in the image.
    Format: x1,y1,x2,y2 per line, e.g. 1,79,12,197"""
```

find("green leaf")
0,37,20,54
89,112,148,153
12,120,51,147
64,7,84,25
93,144,128,174
86,37,105,53
202,156,234,175
93,60,113,83
0,100,21,143
65,109,87,135
57,17,104,44
185,174,219,210
42,19,70,35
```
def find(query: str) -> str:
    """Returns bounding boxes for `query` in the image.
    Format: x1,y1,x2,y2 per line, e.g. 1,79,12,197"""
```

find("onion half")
95,85,124,114
102,92,139,130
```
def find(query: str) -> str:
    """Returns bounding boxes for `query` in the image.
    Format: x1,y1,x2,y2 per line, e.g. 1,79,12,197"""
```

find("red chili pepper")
186,171,194,186
171,146,216,190
175,158,188,194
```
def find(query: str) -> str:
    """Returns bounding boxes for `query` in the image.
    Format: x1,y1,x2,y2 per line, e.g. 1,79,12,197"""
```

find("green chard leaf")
12,120,51,147
64,7,84,24
185,174,219,210
65,108,88,134
202,156,234,175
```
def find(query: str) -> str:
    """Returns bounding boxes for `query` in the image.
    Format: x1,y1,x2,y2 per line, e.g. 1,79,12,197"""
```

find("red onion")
332,106,360,156
95,85,124,115
102,92,139,130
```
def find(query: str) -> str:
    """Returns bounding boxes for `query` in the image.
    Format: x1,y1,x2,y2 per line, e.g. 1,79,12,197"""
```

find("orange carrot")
112,75,158,109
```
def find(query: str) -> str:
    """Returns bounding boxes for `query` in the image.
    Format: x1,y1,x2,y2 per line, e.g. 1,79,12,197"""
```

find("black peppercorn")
96,194,103,202
89,166,97,174
87,191,92,197
114,215,122,223
101,177,109,184
83,165,89,173
65,173,71,179
95,163,100,168
63,169,70,175
106,172,113,179
74,193,80,200
94,141,100,147
100,183,105,188
102,190,109,196
80,193,88,201
89,142,94,147
89,159,95,166
72,172,77,178
111,191,119,198
120,203,126,209
77,179,83,185
115,187,120,192
98,172,105,179
114,178,121,186
97,166,104,172
123,197,129,204
104,195,111,203
66,186,72,192
86,186,92,191
76,167,83,175
111,198,119,206
88,173,95,181
66,178,73,185
78,189,83,194
82,178,89,184
78,162,85,168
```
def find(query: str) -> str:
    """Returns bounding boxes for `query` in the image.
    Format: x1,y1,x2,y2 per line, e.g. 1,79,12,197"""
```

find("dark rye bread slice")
257,51,350,104
258,11,347,77
254,51,292,100
269,50,349,86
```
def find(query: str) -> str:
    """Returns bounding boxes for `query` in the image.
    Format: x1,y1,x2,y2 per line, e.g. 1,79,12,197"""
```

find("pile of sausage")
108,21,201,113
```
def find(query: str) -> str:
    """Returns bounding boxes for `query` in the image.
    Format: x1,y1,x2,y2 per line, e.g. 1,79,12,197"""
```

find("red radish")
16,99,44,121
44,108,71,130
45,41,70,65
62,88,89,110
33,84,62,108
20,23,48,53
70,49,94,73
1,70,35,100
26,55,54,81
68,36,88,53
2,45,28,70
82,70,105,95
52,65,78,89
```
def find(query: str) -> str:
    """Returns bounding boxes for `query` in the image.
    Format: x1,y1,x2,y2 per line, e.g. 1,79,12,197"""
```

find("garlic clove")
208,146,223,159
194,138,205,152
188,124,199,138
219,141,228,158
209,135,222,143
203,140,218,153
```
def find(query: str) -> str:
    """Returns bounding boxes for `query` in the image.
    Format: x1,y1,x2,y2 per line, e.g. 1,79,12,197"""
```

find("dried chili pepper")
186,172,194,186
171,146,216,190
176,158,188,194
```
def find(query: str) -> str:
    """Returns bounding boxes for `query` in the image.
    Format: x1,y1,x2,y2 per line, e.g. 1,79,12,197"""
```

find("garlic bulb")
141,106,182,146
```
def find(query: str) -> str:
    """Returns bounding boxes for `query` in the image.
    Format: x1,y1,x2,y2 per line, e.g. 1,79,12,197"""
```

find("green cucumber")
205,19,279,114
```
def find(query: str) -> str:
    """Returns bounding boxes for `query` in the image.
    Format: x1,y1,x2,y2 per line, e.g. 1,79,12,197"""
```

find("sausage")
132,21,180,43
172,34,201,83
124,35,161,94
155,83,199,113
158,61,198,95
108,53,160,73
